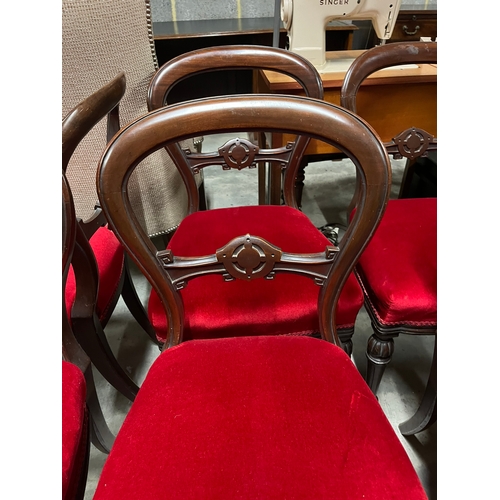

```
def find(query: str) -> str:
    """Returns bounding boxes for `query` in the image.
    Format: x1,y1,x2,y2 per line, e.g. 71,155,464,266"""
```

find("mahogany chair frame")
341,41,437,209
63,73,156,403
97,94,391,350
146,45,368,351
63,172,115,464
340,42,437,435
147,45,324,212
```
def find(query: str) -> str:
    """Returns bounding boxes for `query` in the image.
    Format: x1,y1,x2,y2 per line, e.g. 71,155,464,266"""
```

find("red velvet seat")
93,336,427,500
65,225,124,324
149,206,363,342
355,198,437,327
62,360,88,500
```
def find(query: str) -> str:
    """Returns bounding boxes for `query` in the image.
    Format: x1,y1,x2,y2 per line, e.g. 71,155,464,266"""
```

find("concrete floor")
84,134,436,499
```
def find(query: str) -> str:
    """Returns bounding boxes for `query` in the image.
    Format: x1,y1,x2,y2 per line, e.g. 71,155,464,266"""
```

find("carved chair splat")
147,44,324,212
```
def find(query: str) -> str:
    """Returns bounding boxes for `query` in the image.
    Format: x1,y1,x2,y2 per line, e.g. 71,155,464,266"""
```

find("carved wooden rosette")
181,137,296,174
386,127,436,160
156,234,339,290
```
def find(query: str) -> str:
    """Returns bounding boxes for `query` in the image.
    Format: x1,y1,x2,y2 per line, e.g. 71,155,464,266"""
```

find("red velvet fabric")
93,336,427,499
148,206,363,342
62,361,87,500
65,226,124,323
354,198,437,326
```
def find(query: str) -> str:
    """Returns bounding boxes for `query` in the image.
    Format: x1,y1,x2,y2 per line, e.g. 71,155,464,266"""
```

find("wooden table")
254,50,437,204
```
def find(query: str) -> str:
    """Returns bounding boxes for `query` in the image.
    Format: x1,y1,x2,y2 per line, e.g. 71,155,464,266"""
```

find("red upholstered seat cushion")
93,336,427,499
65,226,124,323
148,205,363,342
62,361,87,500
355,198,437,327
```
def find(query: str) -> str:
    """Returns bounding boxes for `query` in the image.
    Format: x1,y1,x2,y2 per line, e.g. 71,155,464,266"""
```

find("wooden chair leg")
73,314,139,402
399,339,437,436
73,408,91,500
121,256,160,346
84,366,115,454
365,333,395,395
338,328,354,357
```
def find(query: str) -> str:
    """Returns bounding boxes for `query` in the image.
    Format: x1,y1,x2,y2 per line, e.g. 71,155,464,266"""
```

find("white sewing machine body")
281,0,403,72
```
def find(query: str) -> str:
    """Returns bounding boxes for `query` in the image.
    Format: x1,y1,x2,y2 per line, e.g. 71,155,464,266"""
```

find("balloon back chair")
92,94,428,499
63,72,158,404
62,172,115,500
341,41,437,435
144,44,364,354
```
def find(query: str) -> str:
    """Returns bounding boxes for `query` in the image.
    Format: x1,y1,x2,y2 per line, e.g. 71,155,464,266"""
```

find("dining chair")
63,72,156,403
144,44,364,355
62,172,115,500
92,93,426,499
341,41,437,435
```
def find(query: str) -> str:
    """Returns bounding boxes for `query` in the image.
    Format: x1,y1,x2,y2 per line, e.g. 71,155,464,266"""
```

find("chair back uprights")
147,45,324,211
341,41,437,200
97,95,391,348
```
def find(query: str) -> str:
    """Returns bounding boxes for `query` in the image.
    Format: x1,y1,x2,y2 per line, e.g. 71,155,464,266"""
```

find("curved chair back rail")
147,45,324,211
62,72,126,172
147,45,323,109
97,94,391,348
341,41,437,114
340,41,437,207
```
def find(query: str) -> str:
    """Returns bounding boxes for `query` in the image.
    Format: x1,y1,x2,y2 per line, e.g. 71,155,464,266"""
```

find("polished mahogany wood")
147,45,324,208
97,94,391,349
341,41,437,159
341,41,437,211
63,172,115,461
62,73,158,404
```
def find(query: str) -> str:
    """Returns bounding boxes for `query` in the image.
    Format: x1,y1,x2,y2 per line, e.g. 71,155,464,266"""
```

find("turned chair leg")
399,339,437,436
365,332,395,395
338,329,354,358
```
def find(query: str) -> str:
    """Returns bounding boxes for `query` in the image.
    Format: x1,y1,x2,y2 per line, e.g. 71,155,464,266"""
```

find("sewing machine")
281,0,403,72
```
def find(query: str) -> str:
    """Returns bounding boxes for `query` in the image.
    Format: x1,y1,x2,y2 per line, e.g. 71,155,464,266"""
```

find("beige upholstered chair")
62,0,199,237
